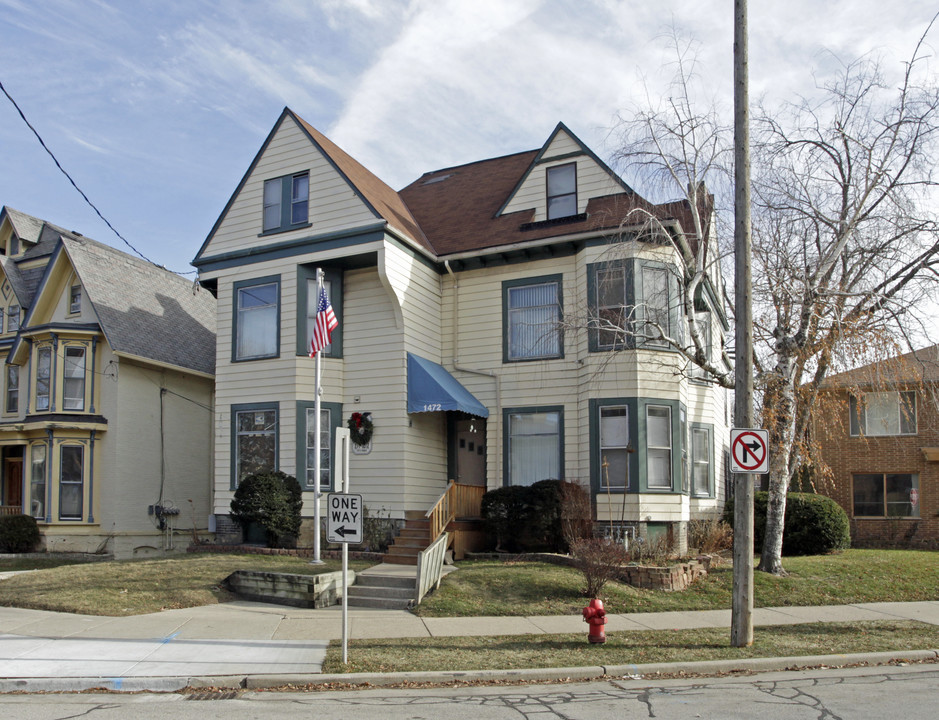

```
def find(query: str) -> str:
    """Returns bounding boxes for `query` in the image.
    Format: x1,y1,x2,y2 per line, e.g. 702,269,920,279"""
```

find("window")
849,391,916,436
546,163,577,220
262,172,309,233
6,364,17,413
641,266,669,345
0,309,4,333
599,406,630,489
30,444,46,519
691,312,712,381
506,408,562,486
63,347,85,410
35,346,51,411
646,405,672,488
59,445,83,520
692,426,712,496
595,263,631,349
296,266,343,357
233,404,277,487
7,305,18,333
305,407,330,489
69,286,81,315
306,278,334,356
853,473,919,517
504,277,562,361
234,277,280,360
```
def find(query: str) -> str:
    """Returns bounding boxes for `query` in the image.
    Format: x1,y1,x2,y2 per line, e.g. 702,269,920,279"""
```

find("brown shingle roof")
398,152,710,258
821,344,939,388
291,112,433,254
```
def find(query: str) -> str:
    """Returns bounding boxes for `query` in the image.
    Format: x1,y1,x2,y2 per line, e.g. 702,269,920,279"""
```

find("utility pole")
732,0,755,648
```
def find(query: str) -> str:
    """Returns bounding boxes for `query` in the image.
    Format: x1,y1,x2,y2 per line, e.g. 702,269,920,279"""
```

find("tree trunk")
757,356,796,575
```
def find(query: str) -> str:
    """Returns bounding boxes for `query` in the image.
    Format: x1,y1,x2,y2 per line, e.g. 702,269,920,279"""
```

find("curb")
1,649,935,694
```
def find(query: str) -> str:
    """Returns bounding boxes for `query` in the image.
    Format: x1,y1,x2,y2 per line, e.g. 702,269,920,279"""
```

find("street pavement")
0,564,937,692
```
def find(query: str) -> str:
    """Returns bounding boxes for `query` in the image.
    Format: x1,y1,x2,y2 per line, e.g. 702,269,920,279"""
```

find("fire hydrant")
582,598,607,643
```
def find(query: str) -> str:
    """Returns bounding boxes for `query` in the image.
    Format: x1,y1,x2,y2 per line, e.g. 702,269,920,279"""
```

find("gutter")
445,260,502,486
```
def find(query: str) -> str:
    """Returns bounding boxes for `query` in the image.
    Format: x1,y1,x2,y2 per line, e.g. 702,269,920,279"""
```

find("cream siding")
200,115,378,260
501,130,625,222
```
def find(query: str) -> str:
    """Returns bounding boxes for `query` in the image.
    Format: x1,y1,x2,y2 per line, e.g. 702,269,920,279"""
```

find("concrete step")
347,584,413,600
346,594,411,610
355,574,414,590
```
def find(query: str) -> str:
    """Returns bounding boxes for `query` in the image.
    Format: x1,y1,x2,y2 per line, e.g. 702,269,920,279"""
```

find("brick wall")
814,387,939,546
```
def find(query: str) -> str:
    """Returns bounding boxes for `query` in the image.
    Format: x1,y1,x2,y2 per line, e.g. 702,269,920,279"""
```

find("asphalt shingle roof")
60,233,216,375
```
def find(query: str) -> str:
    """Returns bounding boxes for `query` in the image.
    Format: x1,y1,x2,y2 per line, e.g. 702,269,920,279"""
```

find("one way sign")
326,493,363,544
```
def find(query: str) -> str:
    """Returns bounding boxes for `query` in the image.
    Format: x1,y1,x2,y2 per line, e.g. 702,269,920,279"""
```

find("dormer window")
69,286,82,315
262,172,310,233
546,163,577,220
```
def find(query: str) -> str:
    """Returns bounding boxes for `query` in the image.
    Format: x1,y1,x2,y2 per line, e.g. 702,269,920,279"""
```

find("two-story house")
813,345,939,546
193,109,729,553
0,207,216,558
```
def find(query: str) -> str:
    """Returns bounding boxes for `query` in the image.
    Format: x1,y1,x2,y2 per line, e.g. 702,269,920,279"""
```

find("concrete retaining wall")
224,569,355,608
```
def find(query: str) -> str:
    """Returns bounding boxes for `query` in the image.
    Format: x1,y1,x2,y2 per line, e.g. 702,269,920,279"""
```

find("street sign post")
730,428,769,474
326,492,363,544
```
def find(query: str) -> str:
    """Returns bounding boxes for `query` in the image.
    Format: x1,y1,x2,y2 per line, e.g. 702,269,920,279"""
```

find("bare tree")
751,29,939,574
601,22,939,575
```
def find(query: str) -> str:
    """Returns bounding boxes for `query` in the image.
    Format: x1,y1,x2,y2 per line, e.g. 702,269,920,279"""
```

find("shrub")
560,480,594,550
230,471,302,548
688,517,733,554
723,491,850,556
481,480,579,553
571,537,630,597
0,514,41,553
480,485,529,552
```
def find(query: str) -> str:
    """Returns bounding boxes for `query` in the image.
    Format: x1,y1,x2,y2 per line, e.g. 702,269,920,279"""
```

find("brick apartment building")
813,345,939,547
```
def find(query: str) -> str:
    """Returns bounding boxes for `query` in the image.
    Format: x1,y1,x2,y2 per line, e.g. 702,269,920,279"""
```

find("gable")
499,124,632,222
195,112,380,264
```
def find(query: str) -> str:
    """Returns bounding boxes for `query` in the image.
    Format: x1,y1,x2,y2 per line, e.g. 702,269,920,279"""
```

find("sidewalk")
1,564,937,692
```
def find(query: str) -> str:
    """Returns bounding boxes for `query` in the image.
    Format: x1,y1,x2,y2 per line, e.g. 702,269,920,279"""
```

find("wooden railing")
0,506,22,517
414,531,449,606
425,482,485,544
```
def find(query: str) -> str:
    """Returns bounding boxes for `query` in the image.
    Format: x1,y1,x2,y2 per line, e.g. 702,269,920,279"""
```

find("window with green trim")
692,425,712,496
504,276,561,361
233,403,278,486
646,405,672,489
234,277,280,361
546,163,577,219
297,267,343,357
599,405,630,489
263,172,309,233
506,408,562,486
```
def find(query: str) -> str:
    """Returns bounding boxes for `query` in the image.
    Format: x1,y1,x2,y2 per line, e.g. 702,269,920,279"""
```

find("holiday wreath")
347,412,374,447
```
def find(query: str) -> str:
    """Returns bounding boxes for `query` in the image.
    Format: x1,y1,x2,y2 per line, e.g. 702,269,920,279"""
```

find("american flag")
309,286,338,358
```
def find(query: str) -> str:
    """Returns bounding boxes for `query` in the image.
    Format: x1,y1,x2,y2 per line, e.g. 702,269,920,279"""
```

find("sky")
1,0,937,276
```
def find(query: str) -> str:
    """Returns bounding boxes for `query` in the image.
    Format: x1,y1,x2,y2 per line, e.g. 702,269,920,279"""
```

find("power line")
0,78,197,276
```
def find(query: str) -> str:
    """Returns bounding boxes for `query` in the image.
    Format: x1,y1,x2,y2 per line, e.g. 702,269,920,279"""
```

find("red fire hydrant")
582,598,607,643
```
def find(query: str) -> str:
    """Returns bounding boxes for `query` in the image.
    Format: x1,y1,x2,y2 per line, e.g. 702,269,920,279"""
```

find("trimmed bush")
724,491,850,556
481,480,572,553
0,514,41,553
230,471,303,549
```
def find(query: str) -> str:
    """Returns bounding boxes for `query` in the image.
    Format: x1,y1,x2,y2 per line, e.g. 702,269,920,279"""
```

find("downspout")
444,261,502,486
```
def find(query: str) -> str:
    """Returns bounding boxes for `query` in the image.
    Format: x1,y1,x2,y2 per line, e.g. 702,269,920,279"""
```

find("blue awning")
407,353,489,418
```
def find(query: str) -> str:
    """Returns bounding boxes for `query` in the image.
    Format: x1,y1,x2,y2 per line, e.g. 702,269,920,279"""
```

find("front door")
3,458,23,509
452,416,487,486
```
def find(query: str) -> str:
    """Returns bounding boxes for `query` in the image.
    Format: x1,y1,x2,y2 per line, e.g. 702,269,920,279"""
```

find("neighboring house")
193,108,730,552
0,207,216,558
814,345,939,547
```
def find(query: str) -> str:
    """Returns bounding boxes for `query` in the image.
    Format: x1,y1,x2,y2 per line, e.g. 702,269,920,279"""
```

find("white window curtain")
692,427,710,495
237,283,278,359
508,282,559,359
509,411,560,486
599,406,629,489
646,405,672,488
305,407,330,489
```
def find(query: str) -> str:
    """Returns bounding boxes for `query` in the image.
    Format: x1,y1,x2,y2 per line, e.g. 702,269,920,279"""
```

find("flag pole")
311,267,325,564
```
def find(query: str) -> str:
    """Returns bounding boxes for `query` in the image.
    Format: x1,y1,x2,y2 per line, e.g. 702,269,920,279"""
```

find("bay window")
59,445,84,520
599,405,629,489
63,347,85,410
35,346,51,411
646,405,672,488
30,443,46,519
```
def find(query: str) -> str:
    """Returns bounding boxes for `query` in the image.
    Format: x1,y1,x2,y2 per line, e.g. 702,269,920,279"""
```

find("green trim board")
230,274,281,363
229,401,279,490
501,273,564,363
502,404,565,486
636,397,684,493
296,400,342,490
194,223,385,271
296,266,343,357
